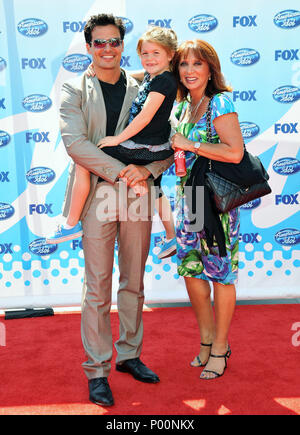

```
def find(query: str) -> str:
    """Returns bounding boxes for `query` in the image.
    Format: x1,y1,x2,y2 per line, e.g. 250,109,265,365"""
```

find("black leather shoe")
88,377,114,406
116,357,160,383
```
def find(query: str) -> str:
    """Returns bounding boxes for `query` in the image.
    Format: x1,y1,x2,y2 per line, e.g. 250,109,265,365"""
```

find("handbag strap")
206,97,213,143
206,97,213,171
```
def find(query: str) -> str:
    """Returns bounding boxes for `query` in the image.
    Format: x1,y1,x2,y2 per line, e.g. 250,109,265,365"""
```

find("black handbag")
204,98,271,213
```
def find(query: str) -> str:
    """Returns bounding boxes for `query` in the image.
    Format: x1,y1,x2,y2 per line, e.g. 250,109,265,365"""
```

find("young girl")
47,26,177,259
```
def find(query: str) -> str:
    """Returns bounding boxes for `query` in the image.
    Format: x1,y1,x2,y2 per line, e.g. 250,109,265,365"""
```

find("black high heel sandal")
190,343,212,367
200,346,231,379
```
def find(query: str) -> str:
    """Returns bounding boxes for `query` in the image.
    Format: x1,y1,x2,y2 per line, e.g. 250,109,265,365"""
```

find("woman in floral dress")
171,40,244,379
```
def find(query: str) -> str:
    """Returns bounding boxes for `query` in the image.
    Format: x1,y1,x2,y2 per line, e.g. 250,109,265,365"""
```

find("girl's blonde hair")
136,26,178,58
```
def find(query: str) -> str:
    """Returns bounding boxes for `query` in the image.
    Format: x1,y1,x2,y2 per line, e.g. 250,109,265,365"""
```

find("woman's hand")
98,136,120,148
86,62,95,77
170,133,193,151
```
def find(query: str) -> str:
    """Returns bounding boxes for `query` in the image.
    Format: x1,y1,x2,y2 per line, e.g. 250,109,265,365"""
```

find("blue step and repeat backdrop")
0,0,299,308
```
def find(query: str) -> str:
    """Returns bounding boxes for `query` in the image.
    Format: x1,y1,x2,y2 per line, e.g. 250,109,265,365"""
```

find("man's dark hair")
84,14,125,45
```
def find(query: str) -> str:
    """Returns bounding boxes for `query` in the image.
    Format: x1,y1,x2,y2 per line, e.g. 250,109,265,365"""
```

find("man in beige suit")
60,14,173,406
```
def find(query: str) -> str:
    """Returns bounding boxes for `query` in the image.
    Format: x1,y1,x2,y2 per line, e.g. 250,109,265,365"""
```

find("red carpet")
0,304,299,415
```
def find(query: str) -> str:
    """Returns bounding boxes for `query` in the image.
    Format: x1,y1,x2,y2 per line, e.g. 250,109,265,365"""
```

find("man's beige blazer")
60,69,173,219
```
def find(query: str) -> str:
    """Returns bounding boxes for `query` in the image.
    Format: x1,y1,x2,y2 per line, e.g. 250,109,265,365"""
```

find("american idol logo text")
62,54,91,73
240,198,261,210
29,238,57,256
275,229,300,246
0,131,11,148
17,18,48,37
117,17,133,34
273,158,300,176
272,86,300,103
273,10,300,29
0,203,15,220
239,122,260,139
231,48,260,66
26,167,56,185
188,14,218,33
22,94,52,112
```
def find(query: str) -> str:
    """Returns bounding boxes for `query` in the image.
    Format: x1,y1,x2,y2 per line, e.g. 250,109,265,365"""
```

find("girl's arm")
98,91,165,148
130,70,145,82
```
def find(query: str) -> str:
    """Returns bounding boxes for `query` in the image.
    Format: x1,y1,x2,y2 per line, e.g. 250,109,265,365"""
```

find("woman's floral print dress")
175,93,240,285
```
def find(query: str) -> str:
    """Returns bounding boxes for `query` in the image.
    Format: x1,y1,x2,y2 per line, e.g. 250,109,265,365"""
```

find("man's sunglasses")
91,38,123,49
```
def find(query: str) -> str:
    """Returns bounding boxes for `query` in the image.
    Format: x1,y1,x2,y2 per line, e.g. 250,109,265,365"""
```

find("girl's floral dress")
175,93,240,285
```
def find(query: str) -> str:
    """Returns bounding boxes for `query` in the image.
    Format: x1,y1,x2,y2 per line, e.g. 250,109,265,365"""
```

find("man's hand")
130,180,149,196
119,164,151,187
86,62,96,77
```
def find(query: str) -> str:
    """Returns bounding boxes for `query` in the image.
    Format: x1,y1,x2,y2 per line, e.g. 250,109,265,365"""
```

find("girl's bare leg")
156,195,176,239
66,164,91,226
